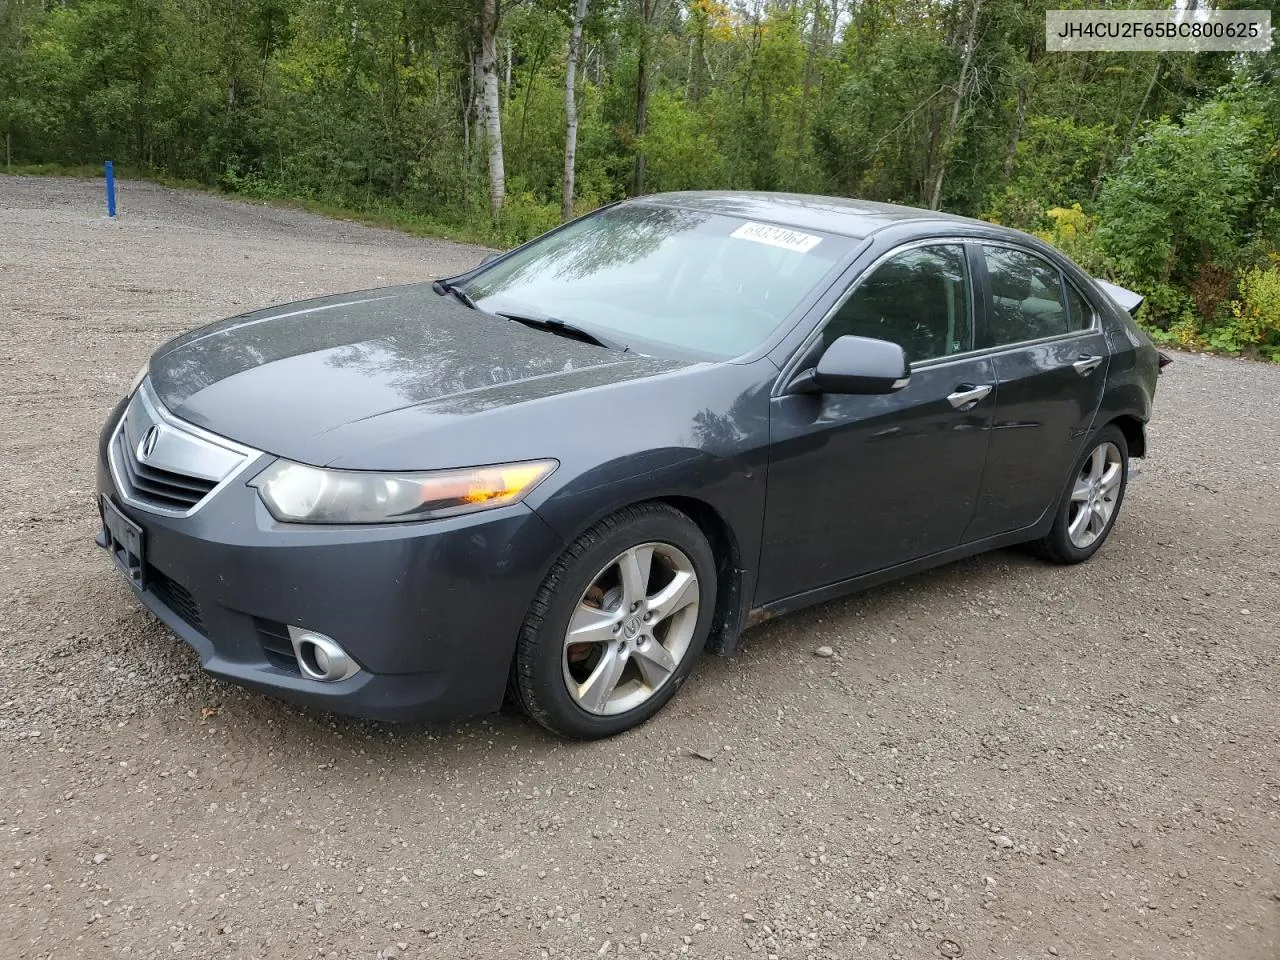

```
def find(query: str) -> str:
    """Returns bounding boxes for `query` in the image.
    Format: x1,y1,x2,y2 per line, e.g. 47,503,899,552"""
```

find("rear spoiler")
1094,278,1144,317
1093,278,1171,371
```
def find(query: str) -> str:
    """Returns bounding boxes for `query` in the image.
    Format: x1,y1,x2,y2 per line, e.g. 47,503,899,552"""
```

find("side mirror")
792,335,910,395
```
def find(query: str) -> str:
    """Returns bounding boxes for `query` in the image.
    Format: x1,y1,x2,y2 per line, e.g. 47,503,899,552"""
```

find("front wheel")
1031,424,1129,565
511,503,718,739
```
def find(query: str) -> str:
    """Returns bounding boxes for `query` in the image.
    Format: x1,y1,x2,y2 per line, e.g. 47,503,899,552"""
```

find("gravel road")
2,175,1278,960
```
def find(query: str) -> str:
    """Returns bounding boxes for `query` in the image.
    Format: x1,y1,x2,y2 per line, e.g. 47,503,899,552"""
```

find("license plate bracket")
100,495,146,588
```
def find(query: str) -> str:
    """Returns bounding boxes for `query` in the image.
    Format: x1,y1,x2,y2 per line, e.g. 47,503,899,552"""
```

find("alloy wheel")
1067,441,1124,549
562,542,701,716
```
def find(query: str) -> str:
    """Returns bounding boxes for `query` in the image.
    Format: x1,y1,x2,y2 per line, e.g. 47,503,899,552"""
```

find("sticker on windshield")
730,221,822,253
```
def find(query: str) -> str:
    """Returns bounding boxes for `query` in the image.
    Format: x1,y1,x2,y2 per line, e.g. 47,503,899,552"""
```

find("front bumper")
95,407,564,722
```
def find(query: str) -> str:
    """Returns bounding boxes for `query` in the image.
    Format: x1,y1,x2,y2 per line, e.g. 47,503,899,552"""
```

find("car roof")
633,190,998,241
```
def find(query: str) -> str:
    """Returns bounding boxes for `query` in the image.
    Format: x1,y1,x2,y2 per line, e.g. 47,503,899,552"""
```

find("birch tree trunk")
504,37,512,104
928,0,982,210
480,0,505,215
562,0,589,221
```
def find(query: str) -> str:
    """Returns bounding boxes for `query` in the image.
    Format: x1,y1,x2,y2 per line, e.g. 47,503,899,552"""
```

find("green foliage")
1215,263,1280,361
988,119,1113,229
1136,283,1202,348
1034,205,1108,276
1097,98,1263,291
492,191,564,246
1089,78,1278,346
639,92,728,192
816,27,954,205
1,0,1277,359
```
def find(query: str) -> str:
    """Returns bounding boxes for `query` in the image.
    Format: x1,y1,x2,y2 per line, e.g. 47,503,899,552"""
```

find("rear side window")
982,246,1076,346
1064,281,1094,331
823,244,973,363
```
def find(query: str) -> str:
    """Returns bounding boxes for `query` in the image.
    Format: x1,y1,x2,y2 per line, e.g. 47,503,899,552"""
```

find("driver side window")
823,244,973,364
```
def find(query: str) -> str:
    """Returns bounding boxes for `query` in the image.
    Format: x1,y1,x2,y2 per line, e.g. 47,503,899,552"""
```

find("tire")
1030,423,1129,565
511,503,718,739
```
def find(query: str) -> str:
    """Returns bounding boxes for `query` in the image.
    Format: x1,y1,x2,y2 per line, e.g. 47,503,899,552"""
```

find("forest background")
2,0,1278,356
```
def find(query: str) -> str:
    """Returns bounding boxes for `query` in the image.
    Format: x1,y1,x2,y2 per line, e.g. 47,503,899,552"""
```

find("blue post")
105,160,117,218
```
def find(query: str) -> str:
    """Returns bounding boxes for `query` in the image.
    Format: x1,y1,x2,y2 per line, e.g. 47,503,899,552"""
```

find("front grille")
254,618,300,673
148,567,204,634
114,430,216,510
107,380,258,517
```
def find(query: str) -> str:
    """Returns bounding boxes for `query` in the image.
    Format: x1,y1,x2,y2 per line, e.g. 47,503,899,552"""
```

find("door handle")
947,384,992,410
1072,354,1104,376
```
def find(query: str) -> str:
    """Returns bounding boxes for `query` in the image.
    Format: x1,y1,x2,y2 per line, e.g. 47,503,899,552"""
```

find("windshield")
462,203,854,360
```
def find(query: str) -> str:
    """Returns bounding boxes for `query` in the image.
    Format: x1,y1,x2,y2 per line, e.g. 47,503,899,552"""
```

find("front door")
757,242,996,604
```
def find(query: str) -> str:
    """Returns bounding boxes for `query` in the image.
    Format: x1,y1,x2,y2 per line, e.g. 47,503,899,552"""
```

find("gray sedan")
96,192,1166,738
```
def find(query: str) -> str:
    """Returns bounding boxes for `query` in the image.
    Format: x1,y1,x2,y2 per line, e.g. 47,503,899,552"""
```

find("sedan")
96,192,1165,738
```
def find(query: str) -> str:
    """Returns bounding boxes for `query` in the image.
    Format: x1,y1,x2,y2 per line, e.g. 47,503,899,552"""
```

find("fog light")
287,627,360,682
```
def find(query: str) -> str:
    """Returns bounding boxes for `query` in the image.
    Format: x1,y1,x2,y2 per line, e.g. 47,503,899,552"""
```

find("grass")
2,163,501,249
258,194,500,248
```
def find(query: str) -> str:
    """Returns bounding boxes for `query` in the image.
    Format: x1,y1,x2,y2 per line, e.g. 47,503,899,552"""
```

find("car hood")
148,283,688,463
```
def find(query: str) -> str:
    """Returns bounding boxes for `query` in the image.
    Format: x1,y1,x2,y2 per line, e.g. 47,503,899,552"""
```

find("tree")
562,0,589,220
480,0,505,214
929,0,983,209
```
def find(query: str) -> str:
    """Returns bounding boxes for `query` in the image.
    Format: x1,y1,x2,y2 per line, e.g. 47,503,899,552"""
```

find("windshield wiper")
432,278,476,310
436,283,630,353
498,311,630,354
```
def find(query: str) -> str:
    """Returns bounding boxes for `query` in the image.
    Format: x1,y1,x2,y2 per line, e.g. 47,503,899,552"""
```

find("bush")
219,164,289,199
1036,204,1108,275
1188,261,1234,327
492,192,563,247
987,118,1113,229
1135,282,1202,346
639,92,730,193
1096,98,1262,296
1216,262,1280,361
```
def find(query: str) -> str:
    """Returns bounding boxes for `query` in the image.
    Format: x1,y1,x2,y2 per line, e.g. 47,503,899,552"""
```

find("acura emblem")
139,425,160,460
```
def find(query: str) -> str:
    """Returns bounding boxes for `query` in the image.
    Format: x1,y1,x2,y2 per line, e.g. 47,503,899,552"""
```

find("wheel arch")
1102,413,1146,458
532,474,760,658
651,496,750,656
537,493,751,657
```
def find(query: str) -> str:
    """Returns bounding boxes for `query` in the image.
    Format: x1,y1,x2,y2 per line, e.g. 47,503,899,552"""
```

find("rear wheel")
1031,424,1129,565
511,503,717,739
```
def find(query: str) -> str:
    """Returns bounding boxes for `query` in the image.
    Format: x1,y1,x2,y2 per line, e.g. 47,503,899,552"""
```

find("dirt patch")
2,175,1278,959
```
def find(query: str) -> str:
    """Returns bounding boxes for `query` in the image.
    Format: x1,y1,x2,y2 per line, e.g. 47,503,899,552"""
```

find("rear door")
757,241,995,603
964,243,1110,541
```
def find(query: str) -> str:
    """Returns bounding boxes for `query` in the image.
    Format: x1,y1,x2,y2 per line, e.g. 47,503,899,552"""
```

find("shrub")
219,164,289,199
1136,282,1202,346
492,192,562,247
989,118,1114,228
1097,99,1262,294
1188,261,1234,327
1036,204,1108,275
1216,262,1280,361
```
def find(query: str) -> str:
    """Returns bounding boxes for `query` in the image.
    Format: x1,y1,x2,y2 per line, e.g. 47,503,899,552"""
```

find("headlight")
129,362,149,395
250,459,558,524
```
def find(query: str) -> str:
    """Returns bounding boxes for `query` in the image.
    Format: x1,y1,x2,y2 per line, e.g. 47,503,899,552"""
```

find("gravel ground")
2,175,1279,960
